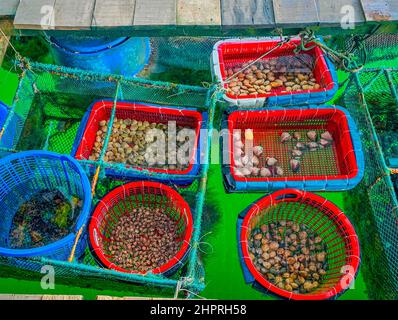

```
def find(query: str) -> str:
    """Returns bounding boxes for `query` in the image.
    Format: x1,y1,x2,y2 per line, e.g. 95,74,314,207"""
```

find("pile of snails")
105,206,181,273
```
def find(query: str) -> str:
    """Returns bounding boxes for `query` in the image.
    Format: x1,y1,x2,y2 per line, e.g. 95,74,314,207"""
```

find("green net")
342,69,398,299
0,61,216,297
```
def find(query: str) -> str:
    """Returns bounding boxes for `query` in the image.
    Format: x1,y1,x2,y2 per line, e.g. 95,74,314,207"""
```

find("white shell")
260,167,272,177
253,146,263,156
266,157,278,166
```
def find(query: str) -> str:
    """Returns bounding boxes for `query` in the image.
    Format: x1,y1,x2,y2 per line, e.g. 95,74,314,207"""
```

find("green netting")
0,61,216,297
1,33,398,300
342,70,398,299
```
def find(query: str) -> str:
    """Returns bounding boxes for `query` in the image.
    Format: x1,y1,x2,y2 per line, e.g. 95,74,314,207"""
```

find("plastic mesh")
343,70,398,299
0,61,214,295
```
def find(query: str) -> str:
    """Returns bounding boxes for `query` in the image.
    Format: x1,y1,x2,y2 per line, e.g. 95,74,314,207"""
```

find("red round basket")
89,181,193,274
240,189,360,300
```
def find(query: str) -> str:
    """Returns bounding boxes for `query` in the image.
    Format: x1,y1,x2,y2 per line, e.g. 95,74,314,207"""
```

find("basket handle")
273,189,304,203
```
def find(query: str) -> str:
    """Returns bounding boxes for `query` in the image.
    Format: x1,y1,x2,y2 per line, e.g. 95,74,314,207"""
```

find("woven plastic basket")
0,151,92,260
72,100,205,185
238,189,361,300
89,181,193,275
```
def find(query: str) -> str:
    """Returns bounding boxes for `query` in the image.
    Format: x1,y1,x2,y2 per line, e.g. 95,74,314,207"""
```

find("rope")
68,224,85,262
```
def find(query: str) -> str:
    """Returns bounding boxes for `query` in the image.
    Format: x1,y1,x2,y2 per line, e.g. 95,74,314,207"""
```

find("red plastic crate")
223,106,364,191
73,100,203,177
212,38,337,107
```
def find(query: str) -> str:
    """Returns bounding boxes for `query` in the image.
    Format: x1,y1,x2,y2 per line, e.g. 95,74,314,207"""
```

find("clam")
251,167,261,176
319,138,330,147
274,166,284,177
321,131,333,141
281,132,292,143
260,167,272,177
253,146,264,157
290,159,300,173
293,132,301,140
292,149,303,158
295,142,306,151
307,131,317,141
266,157,278,166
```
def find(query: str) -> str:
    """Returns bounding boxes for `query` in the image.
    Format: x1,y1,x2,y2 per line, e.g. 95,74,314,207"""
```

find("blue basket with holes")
0,151,92,260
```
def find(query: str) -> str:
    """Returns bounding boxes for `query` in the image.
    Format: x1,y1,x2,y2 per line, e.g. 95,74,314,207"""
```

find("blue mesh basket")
0,151,92,260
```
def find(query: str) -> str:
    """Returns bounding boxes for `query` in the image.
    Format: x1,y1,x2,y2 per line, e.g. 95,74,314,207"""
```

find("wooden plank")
14,0,56,29
92,0,135,27
41,295,84,300
0,295,43,300
221,0,275,27
0,0,20,16
134,0,176,25
0,294,84,300
316,0,365,26
177,0,221,25
360,0,398,22
53,0,95,29
273,0,319,27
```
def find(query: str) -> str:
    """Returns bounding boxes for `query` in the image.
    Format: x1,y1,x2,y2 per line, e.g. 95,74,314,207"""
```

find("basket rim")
240,188,361,300
0,150,92,257
89,181,193,275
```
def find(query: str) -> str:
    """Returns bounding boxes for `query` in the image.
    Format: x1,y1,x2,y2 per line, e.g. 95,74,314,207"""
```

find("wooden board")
53,0,95,29
221,0,275,27
13,0,56,29
0,294,83,300
92,0,135,27
273,0,319,27
316,0,365,26
134,0,176,26
177,0,221,25
360,0,398,22
0,0,20,16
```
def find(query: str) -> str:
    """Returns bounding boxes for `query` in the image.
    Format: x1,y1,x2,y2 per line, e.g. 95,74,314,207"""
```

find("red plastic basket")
227,107,360,184
74,100,203,176
89,181,193,275
240,189,360,300
213,38,337,105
